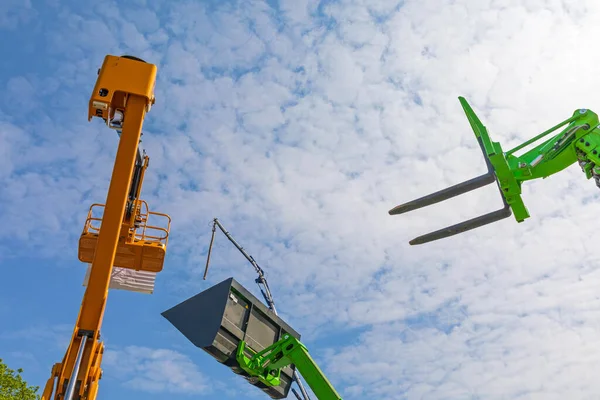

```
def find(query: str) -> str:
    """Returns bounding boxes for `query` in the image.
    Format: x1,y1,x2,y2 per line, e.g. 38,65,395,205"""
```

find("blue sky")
3,0,600,399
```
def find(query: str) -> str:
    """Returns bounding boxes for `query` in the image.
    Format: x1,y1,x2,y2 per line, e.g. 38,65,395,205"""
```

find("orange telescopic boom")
41,55,171,400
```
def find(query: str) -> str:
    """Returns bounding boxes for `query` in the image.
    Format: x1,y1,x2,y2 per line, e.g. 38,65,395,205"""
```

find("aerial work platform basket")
78,201,171,272
162,277,300,399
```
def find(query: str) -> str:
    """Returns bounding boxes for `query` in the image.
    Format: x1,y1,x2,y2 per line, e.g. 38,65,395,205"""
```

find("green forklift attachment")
161,277,300,399
389,96,600,245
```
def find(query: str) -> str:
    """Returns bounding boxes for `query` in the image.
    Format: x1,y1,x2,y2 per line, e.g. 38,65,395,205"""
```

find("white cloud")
325,306,600,399
0,0,36,30
103,346,209,395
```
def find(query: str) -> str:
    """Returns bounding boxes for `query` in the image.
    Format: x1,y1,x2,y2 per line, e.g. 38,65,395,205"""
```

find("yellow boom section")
42,55,166,400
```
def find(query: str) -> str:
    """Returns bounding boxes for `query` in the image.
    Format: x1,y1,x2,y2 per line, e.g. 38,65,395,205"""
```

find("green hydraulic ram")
389,96,600,245
236,335,342,400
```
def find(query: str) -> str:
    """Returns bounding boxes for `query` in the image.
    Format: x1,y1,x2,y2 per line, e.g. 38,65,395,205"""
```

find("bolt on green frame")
389,96,600,245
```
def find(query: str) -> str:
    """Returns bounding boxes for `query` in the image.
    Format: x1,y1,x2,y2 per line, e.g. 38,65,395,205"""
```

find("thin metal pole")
208,218,311,400
65,335,88,400
291,370,311,400
213,218,277,311
203,222,217,280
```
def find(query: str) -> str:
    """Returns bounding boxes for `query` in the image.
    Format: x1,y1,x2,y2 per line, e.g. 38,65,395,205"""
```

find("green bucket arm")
390,96,600,245
236,335,342,400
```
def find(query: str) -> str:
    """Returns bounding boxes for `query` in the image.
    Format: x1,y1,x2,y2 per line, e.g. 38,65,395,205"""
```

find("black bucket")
162,277,300,399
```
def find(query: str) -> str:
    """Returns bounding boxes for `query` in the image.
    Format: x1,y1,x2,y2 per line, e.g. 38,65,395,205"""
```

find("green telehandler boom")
389,96,600,245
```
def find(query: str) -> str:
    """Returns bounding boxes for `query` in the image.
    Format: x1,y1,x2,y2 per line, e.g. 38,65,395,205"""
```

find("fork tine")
388,172,495,215
408,204,512,245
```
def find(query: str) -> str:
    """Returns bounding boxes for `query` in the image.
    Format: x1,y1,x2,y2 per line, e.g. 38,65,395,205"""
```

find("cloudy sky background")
3,0,600,399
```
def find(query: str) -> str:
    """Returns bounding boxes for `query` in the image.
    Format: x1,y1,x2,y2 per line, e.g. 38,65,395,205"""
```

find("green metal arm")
236,335,343,400
389,97,600,244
